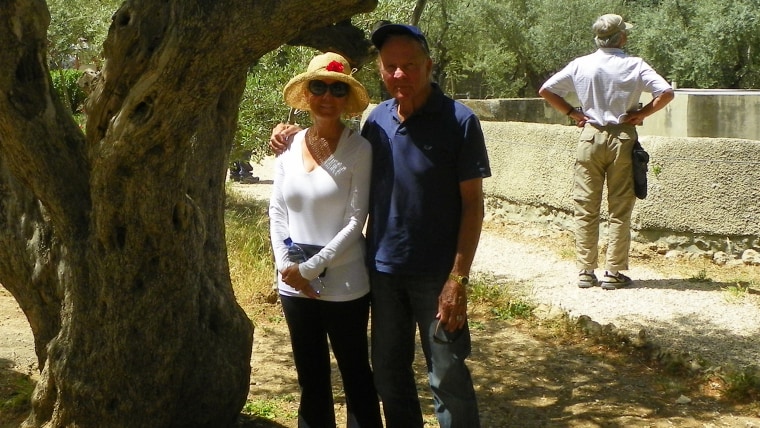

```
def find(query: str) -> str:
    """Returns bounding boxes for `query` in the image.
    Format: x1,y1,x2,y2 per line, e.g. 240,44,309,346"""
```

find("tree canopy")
41,0,760,162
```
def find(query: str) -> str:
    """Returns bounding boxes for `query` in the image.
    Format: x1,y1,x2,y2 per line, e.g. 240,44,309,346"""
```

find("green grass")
242,394,298,420
0,372,34,424
686,268,711,283
721,367,760,401
225,188,279,323
468,274,535,321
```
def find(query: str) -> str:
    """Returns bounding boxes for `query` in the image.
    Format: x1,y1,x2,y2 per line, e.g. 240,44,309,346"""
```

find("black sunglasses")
308,80,349,98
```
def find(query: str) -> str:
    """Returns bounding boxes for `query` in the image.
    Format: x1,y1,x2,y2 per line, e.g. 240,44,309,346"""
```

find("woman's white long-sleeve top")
269,127,372,301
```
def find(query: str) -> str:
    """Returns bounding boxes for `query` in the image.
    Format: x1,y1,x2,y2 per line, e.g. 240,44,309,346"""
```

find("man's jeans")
370,271,480,428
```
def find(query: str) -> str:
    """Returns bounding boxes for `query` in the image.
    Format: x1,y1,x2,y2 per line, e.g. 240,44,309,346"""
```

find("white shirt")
269,127,372,301
540,48,672,126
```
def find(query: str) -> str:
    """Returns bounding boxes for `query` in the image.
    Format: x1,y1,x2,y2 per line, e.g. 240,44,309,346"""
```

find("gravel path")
473,229,760,369
236,156,760,371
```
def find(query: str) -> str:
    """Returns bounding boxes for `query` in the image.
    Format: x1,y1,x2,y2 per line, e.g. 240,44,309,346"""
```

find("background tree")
231,46,316,166
46,0,121,69
630,0,760,89
0,0,376,426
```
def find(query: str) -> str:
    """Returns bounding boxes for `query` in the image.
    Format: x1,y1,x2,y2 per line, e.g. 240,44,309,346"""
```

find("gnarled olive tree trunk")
0,0,376,426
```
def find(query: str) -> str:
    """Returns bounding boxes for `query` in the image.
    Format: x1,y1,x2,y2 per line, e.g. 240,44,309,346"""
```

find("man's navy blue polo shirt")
361,84,491,276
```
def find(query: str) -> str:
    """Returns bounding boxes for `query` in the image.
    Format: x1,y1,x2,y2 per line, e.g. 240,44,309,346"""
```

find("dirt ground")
3,280,759,428
241,279,760,428
2,161,760,426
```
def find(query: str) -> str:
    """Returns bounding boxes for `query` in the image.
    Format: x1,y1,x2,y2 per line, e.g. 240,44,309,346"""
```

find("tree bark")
0,0,376,426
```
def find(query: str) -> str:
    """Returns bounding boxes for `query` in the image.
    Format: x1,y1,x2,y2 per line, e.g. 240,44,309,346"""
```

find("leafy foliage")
232,47,316,164
631,0,760,89
47,0,120,69
50,69,87,114
43,0,760,168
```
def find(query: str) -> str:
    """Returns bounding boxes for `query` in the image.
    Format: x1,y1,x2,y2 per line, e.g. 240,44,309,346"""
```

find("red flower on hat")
326,61,344,73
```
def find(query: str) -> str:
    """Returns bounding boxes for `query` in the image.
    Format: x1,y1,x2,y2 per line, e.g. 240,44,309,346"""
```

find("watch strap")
448,273,469,286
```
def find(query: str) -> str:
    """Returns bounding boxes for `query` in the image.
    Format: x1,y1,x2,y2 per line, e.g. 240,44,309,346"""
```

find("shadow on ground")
236,414,289,427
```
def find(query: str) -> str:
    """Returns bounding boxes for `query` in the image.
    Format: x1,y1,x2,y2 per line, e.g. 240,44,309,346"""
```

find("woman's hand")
280,264,319,299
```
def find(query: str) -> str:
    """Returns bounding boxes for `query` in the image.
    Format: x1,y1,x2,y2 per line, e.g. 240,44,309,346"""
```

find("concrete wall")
642,89,760,141
482,121,760,255
461,89,760,141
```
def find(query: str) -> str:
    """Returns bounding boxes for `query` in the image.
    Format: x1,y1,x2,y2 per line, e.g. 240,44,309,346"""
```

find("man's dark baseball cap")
371,23,430,53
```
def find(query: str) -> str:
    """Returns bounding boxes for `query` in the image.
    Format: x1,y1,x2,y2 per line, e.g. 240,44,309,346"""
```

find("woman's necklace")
305,127,340,165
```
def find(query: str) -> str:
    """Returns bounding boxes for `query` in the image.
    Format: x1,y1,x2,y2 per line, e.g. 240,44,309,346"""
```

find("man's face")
378,36,433,102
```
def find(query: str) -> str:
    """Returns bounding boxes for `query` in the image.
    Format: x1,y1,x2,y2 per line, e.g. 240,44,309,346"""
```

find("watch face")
461,276,469,286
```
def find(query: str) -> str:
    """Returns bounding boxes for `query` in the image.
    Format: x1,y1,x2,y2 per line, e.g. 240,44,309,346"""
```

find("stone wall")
480,121,760,257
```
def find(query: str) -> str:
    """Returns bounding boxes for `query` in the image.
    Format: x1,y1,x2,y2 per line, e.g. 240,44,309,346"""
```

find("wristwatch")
448,273,469,287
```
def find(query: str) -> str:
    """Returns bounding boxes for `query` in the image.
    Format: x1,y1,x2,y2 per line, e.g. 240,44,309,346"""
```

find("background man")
539,14,674,290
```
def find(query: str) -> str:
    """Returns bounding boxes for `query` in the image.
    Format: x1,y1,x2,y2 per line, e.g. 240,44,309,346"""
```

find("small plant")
558,248,575,260
687,269,710,283
724,282,750,301
721,367,760,401
50,69,87,113
468,274,534,321
468,320,485,331
242,395,298,421
652,164,662,178
491,300,534,320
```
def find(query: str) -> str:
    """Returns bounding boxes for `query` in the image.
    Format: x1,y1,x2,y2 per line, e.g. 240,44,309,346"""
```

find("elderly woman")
269,52,381,428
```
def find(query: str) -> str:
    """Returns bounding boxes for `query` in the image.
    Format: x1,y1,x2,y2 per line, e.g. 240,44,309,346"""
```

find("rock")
713,251,731,266
577,315,602,336
533,304,565,321
675,395,691,405
741,249,760,266
631,329,648,348
602,323,618,336
689,359,703,372
665,250,684,260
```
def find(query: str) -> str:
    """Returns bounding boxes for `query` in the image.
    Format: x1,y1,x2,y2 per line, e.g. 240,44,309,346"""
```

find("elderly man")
539,14,674,290
271,23,490,428
363,24,490,428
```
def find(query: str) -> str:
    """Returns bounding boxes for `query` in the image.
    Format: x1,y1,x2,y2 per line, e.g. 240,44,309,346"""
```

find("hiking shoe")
577,270,598,288
601,272,633,290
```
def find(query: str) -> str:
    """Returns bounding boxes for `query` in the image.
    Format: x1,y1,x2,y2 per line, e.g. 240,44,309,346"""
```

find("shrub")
50,69,87,114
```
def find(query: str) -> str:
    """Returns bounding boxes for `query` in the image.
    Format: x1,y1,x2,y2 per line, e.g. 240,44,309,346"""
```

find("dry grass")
225,189,282,324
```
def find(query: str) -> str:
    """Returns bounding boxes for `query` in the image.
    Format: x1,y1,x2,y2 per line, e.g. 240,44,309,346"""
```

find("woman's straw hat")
283,52,369,116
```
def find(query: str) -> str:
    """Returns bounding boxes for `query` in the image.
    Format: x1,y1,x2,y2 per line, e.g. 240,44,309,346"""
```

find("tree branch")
287,20,375,69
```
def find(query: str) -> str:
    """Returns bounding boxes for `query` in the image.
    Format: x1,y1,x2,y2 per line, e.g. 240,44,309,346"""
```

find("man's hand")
568,110,589,128
269,123,302,155
622,110,646,126
280,264,319,299
437,279,468,332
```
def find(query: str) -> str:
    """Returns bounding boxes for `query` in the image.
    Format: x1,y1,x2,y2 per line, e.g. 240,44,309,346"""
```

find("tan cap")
593,14,633,39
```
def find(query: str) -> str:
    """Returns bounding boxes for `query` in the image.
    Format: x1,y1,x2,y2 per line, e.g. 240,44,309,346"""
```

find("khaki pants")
573,124,637,272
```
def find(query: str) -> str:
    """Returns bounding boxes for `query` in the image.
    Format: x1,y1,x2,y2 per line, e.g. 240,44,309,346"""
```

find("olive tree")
0,0,375,426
